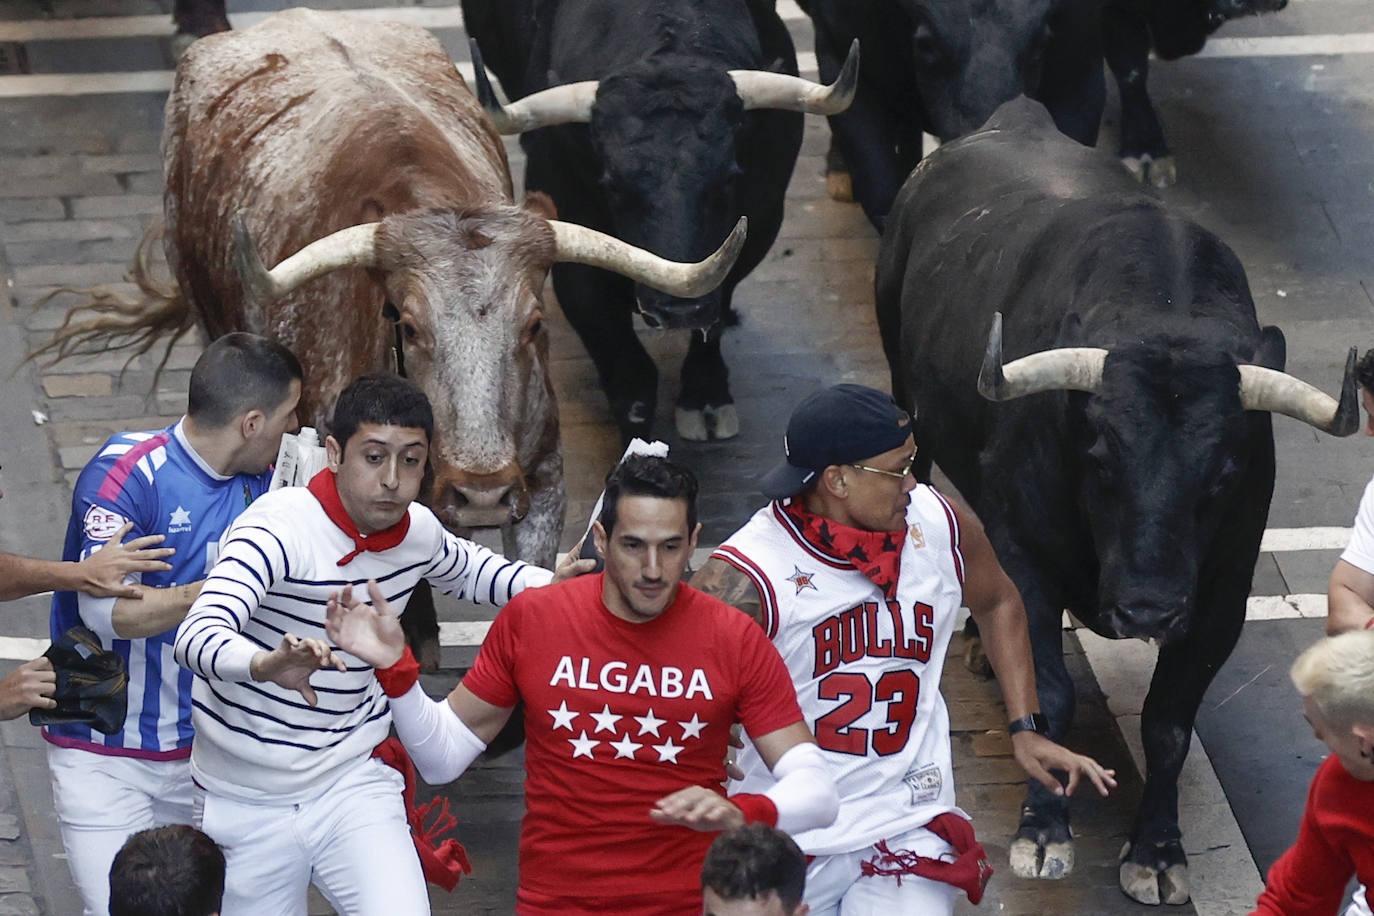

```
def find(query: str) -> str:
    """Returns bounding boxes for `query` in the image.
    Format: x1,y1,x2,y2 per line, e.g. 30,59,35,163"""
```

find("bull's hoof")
675,404,739,441
415,635,441,673
1148,156,1178,189
962,634,994,679
1009,836,1074,879
826,170,854,203
1121,154,1178,189
1119,841,1190,905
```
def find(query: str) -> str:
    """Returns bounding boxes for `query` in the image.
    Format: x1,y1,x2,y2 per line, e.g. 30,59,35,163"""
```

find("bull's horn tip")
1332,345,1361,435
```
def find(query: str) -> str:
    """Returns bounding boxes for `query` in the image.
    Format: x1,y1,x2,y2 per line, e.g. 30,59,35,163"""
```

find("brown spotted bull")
43,9,743,662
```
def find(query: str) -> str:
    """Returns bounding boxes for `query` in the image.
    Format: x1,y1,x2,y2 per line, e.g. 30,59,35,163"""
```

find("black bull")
875,98,1356,905
799,0,1105,230
465,0,851,443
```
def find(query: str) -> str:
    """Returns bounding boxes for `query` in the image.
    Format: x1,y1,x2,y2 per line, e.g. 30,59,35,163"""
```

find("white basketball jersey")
716,485,966,855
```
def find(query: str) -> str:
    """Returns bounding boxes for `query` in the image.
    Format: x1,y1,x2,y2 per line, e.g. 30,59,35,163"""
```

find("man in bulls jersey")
692,384,1117,914
326,455,840,915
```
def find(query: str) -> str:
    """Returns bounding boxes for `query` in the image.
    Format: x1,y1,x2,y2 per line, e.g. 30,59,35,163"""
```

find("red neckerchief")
861,812,993,904
780,498,904,600
306,468,410,566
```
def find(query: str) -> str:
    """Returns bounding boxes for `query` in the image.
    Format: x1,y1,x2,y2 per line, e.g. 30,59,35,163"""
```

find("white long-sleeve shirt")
173,486,552,803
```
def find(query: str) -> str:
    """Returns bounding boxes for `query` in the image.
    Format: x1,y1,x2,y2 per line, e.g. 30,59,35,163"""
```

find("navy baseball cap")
760,384,913,499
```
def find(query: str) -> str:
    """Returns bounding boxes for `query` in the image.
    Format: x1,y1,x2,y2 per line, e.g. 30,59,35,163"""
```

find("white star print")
568,730,599,760
590,703,623,734
678,714,707,740
634,708,666,737
548,701,578,731
609,733,643,760
169,506,191,526
652,738,684,764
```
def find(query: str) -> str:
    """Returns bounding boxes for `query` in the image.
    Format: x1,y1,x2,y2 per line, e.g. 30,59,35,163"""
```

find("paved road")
0,0,1372,913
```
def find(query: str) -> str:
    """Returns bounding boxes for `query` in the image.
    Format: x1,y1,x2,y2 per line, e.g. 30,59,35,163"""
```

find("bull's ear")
523,190,559,221
1255,325,1286,371
1054,312,1085,347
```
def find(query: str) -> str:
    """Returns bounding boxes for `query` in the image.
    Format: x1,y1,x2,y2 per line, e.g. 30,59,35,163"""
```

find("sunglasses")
848,447,918,481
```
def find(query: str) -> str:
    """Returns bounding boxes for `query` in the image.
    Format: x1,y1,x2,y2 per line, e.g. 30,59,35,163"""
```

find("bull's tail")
26,219,197,378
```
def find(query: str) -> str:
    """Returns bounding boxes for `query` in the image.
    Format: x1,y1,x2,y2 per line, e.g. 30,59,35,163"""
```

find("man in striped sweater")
173,373,588,916
47,333,303,916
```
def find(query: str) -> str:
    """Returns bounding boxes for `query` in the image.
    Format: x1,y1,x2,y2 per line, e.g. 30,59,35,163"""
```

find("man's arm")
955,498,1117,798
1326,560,1374,635
174,523,285,684
424,522,562,606
689,557,765,626
650,721,838,834
326,581,516,784
0,522,174,603
110,581,204,639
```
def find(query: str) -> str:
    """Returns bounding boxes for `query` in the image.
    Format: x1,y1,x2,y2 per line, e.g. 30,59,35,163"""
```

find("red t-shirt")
1252,754,1374,915
462,573,803,915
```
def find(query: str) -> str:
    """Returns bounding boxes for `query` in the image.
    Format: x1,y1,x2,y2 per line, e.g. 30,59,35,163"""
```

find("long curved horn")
551,216,747,298
1238,346,1359,435
233,211,380,303
729,39,860,115
977,311,1107,401
470,38,597,135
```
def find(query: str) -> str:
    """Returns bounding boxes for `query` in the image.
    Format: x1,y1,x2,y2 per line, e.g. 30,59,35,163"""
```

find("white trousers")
804,824,961,916
1347,885,1373,916
195,756,429,916
47,744,196,916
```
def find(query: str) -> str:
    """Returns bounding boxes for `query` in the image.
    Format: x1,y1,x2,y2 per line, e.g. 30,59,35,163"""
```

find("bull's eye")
401,321,419,342
913,21,943,68
524,310,545,344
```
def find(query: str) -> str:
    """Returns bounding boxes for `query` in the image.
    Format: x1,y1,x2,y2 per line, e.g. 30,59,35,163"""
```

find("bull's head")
232,205,744,539
894,0,1057,141
470,40,857,330
979,311,1357,642
1145,0,1287,60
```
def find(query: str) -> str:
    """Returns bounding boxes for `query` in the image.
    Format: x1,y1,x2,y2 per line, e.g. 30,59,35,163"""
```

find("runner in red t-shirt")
326,455,839,915
1251,630,1374,916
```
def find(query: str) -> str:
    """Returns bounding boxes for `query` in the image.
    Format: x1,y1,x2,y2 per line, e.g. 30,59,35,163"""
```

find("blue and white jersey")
47,421,271,758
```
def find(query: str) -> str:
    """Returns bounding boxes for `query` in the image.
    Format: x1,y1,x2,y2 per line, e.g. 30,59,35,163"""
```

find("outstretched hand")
325,580,406,669
77,521,175,598
1012,731,1117,797
249,633,346,707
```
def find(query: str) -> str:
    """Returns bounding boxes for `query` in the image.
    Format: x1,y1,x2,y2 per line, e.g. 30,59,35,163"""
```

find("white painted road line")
1076,629,1265,916
0,63,480,98
0,636,51,660
0,7,465,41
0,592,1332,661
1200,32,1374,58
0,71,174,97
1260,526,1351,552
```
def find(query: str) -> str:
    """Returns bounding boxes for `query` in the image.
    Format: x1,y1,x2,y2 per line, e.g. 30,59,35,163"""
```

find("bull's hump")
178,10,468,128
170,9,508,198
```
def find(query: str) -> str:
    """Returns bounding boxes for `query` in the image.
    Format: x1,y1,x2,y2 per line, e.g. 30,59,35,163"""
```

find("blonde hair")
1291,630,1374,729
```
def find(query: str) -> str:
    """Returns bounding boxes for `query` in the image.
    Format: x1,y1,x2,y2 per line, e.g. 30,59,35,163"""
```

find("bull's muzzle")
1098,603,1191,645
635,289,722,332
431,465,531,529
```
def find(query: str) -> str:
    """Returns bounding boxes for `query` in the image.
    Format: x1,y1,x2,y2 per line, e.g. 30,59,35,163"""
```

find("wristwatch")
1008,713,1050,736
